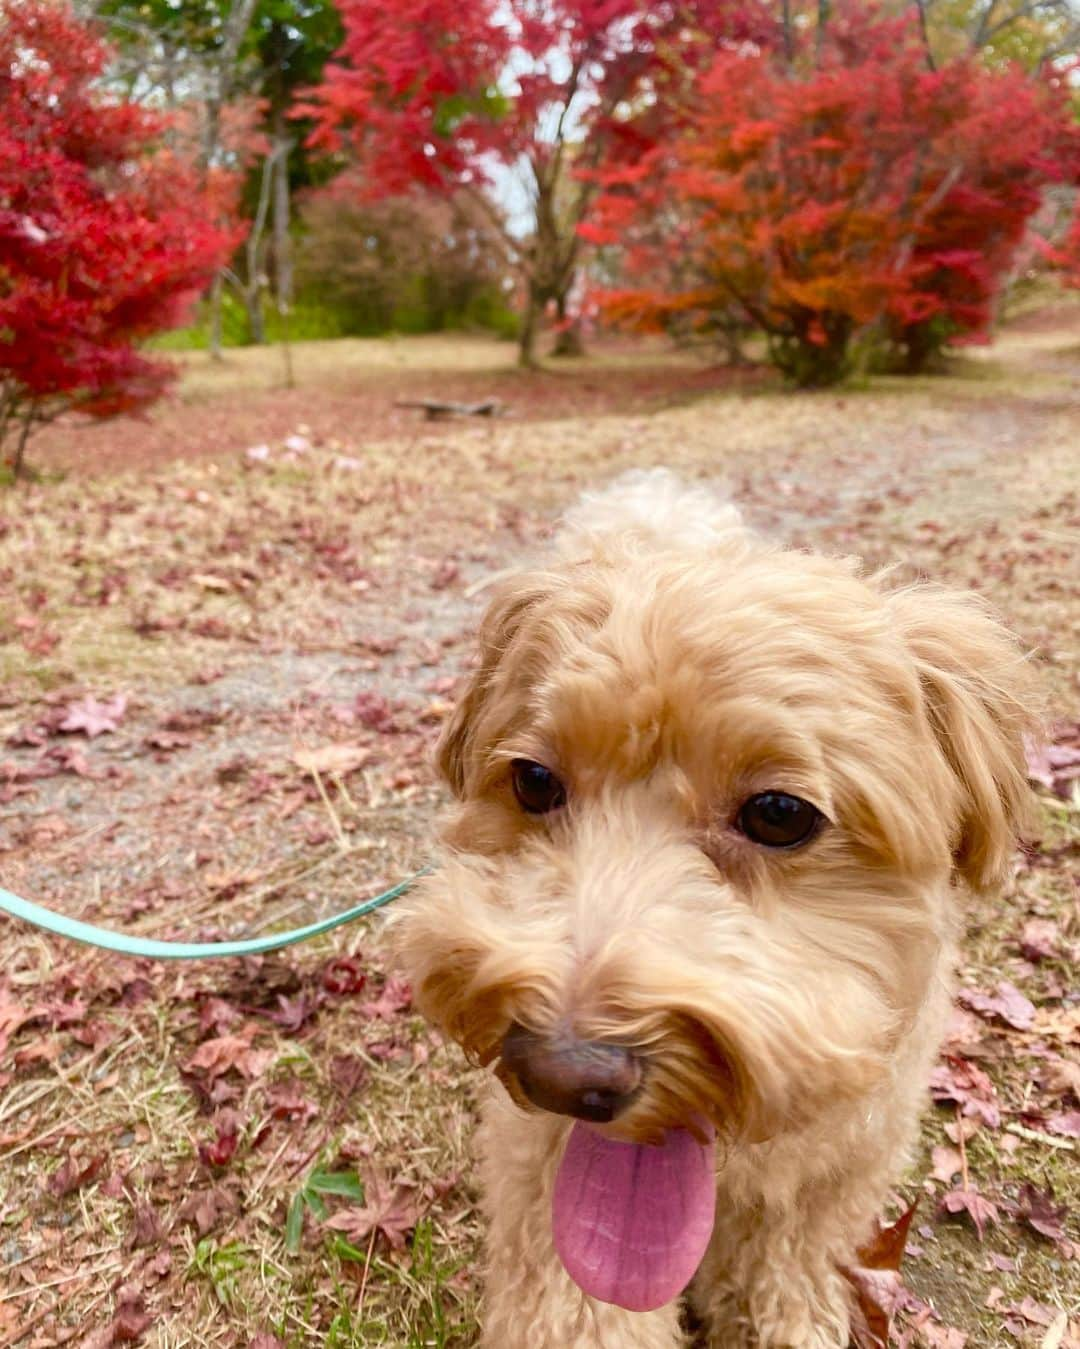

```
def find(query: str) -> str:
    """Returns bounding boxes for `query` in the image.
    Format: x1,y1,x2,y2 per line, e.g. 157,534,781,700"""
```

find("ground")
0,312,1078,1349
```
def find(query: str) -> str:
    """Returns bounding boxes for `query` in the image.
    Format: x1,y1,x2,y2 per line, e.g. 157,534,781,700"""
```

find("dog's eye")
736,792,823,849
511,759,566,815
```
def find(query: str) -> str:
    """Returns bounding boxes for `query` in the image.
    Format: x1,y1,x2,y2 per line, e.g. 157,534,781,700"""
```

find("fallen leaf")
198,1113,241,1168
184,1029,274,1081
1014,1183,1068,1243
322,1170,425,1252
129,1202,164,1248
361,976,412,1020
266,1081,319,1123
919,1327,968,1348
49,1152,106,1197
930,1057,1001,1127
843,1200,919,1349
957,981,1035,1031
329,1054,369,1099
0,985,40,1059
59,693,128,738
321,955,367,996
352,691,397,733
1018,918,1060,962
930,1146,963,1184
1038,1056,1080,1100
939,1187,998,1239
293,743,372,776
111,1292,153,1342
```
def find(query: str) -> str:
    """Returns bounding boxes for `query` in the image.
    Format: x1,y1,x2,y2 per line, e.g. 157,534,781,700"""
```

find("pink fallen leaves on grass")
1017,917,1061,962
361,976,412,1020
59,692,128,737
938,1187,999,1239
957,980,1036,1031
1012,1182,1069,1244
929,1057,1001,1128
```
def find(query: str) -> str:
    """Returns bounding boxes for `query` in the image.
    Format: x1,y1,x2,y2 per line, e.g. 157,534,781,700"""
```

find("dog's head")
395,471,1035,1145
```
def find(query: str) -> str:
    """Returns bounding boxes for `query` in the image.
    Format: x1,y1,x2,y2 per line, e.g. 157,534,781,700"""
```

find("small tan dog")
395,470,1033,1348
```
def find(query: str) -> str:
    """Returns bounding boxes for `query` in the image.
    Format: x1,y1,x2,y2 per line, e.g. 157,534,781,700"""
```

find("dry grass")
1,313,1078,1347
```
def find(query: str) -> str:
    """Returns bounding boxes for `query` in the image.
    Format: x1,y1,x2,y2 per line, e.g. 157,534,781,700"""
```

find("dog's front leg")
690,1182,865,1349
477,1091,684,1349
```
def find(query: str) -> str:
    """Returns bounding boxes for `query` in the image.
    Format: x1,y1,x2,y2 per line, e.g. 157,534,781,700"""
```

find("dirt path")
1,316,1077,1348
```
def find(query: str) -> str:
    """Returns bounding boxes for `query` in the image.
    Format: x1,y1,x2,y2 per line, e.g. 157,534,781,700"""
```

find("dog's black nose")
500,1023,642,1123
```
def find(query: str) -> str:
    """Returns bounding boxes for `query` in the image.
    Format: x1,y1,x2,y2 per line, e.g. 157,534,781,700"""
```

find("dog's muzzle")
500,1023,643,1124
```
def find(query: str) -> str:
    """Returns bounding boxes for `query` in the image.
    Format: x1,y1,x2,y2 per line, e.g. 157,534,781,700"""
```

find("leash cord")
0,869,428,961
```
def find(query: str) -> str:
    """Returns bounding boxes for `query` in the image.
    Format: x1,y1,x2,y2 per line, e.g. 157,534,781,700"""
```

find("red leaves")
588,1,1080,385
929,1057,1001,1129
1012,1183,1069,1244
198,1114,241,1169
844,1201,918,1349
361,976,412,1020
322,1169,426,1254
1018,918,1061,963
0,2,237,475
321,956,368,997
49,1151,106,1197
938,1187,999,1240
957,981,1036,1032
184,1028,275,1082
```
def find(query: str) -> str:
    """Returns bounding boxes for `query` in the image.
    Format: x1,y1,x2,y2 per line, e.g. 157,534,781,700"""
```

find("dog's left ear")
438,570,553,799
884,583,1039,892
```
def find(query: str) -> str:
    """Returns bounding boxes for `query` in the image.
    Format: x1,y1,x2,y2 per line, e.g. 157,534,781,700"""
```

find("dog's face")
396,481,1032,1148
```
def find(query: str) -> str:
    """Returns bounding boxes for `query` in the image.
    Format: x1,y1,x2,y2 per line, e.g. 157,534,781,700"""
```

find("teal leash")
0,869,428,961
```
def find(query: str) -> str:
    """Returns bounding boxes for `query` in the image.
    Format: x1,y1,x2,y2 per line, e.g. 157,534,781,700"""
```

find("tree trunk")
550,291,584,357
245,286,266,344
209,272,225,361
271,120,292,311
11,407,35,481
518,285,541,368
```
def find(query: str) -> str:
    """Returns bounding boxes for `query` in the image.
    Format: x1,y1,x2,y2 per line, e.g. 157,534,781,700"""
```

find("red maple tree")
298,0,769,365
585,3,1078,384
0,1,239,478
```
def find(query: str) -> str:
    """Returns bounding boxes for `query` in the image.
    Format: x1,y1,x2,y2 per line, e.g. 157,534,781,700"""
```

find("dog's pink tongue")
552,1121,715,1313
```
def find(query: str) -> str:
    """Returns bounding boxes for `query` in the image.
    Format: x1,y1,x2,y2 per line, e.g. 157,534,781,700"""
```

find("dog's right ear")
438,571,552,798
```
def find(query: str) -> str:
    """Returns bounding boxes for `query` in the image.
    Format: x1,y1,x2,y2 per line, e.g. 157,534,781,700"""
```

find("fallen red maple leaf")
843,1199,918,1348
938,1187,999,1239
184,1028,275,1081
322,1170,425,1253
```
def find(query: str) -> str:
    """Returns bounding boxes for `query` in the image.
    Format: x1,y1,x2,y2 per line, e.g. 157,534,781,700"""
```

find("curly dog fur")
393,470,1034,1347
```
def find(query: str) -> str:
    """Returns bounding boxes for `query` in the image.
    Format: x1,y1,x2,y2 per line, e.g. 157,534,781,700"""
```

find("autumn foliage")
0,1,239,476
587,4,1080,385
299,0,770,364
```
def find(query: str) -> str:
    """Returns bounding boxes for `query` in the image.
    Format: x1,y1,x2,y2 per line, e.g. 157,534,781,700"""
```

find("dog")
394,470,1034,1348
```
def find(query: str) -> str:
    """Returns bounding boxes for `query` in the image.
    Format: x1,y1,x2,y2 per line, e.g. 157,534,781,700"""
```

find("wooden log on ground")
394,397,503,420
